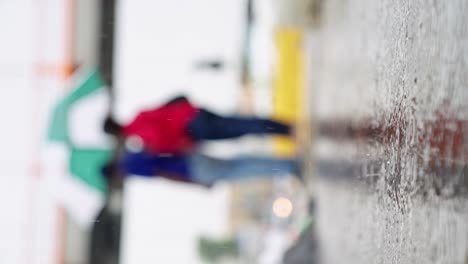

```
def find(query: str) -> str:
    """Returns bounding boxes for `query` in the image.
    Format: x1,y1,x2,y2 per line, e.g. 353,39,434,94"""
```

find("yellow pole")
273,28,305,156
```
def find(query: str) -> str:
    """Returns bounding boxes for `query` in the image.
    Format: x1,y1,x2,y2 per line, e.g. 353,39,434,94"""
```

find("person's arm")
155,169,189,182
155,169,212,188
145,95,190,115
163,95,189,106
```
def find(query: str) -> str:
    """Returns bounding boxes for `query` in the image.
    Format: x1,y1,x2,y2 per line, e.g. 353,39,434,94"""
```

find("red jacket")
123,98,199,154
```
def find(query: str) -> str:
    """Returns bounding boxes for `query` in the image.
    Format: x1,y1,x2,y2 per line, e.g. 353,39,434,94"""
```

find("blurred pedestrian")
103,95,293,154
102,150,301,187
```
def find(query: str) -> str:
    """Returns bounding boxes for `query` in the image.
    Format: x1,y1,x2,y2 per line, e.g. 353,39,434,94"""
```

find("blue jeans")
188,109,291,140
188,154,299,185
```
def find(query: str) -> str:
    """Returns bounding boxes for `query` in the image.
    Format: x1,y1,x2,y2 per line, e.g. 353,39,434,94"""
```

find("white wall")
121,178,230,263
115,0,246,121
0,1,70,264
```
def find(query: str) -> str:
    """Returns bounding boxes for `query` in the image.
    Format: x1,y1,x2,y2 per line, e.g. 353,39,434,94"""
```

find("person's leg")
189,154,299,185
188,109,291,140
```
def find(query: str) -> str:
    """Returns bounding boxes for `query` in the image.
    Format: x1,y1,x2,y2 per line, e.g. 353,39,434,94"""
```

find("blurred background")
1,0,468,264
0,0,312,263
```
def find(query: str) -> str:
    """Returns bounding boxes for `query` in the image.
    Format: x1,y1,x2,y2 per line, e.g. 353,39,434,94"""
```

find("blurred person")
103,95,293,154
101,149,302,187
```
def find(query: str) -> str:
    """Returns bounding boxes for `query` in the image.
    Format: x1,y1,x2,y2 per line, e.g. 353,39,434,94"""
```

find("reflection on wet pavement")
308,0,468,263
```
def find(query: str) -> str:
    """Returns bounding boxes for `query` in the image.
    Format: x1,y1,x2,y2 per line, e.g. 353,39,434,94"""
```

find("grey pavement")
293,0,468,263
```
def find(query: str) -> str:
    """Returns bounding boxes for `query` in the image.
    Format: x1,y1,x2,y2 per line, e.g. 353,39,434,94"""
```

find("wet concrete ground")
299,0,468,263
